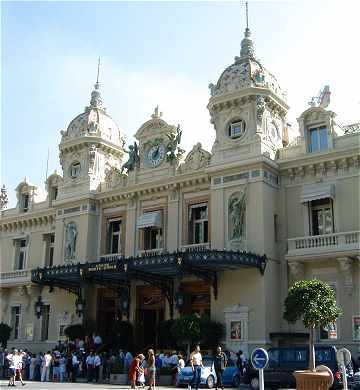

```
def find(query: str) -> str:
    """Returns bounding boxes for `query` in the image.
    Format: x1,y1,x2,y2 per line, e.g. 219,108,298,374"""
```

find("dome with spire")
61,82,124,147
208,27,286,102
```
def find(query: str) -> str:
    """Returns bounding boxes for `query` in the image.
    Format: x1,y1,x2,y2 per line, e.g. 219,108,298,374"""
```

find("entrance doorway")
179,281,211,316
97,288,119,339
136,286,165,350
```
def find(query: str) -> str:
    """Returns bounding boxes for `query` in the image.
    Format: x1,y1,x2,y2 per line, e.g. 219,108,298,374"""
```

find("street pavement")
0,381,251,390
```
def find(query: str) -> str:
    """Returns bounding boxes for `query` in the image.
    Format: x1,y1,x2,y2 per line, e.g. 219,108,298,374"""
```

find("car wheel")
250,377,259,390
206,375,215,389
232,375,241,387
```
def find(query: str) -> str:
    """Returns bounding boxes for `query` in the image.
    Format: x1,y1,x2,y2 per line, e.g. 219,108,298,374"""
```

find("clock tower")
208,24,289,165
130,107,183,183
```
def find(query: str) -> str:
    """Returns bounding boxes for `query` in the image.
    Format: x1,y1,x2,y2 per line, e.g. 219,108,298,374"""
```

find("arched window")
228,191,246,241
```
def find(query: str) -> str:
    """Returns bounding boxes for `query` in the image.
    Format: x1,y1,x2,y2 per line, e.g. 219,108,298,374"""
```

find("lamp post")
34,296,44,319
175,292,185,312
119,290,130,319
75,296,85,318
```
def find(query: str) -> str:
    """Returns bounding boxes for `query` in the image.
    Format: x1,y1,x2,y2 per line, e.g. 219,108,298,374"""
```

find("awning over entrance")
137,211,162,229
31,248,267,318
301,183,335,203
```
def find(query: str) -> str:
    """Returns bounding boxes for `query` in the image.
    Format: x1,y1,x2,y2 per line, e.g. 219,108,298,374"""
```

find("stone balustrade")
0,269,31,286
180,242,211,251
287,231,360,258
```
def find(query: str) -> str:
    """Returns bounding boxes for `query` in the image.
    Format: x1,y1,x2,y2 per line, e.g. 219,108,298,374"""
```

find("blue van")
243,345,354,389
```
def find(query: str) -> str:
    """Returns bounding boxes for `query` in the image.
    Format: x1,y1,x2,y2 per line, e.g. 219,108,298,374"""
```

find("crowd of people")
0,335,247,388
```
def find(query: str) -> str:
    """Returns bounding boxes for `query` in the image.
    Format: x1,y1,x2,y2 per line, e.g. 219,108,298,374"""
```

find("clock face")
146,144,166,167
268,122,280,144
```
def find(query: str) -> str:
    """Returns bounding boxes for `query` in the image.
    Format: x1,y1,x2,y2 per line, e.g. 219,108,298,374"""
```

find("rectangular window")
188,204,208,244
143,228,162,250
107,219,122,254
22,194,29,212
41,305,50,341
15,239,27,270
10,306,21,340
308,126,328,152
44,234,55,267
310,199,334,235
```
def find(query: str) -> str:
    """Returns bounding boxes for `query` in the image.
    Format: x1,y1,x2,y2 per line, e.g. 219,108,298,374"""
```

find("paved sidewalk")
0,381,251,390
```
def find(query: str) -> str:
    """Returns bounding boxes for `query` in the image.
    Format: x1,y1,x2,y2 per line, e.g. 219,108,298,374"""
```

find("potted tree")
110,357,128,385
171,314,202,358
0,322,12,348
283,279,342,390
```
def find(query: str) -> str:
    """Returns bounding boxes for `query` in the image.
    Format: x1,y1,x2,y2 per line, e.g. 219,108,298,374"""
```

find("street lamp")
119,288,130,318
34,296,44,319
75,296,85,317
175,292,185,311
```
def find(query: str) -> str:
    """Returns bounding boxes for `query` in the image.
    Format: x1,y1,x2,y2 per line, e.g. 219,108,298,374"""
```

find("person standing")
14,350,26,386
147,349,156,390
176,353,185,386
71,352,79,382
86,351,94,382
41,351,52,382
128,354,145,389
213,346,227,390
189,345,203,390
93,352,101,383
7,351,16,387
59,354,66,383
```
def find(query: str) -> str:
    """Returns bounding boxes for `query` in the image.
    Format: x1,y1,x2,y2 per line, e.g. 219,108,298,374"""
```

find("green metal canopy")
31,248,267,318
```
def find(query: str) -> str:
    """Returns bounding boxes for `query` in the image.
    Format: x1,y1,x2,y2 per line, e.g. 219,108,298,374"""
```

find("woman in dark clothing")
66,352,73,382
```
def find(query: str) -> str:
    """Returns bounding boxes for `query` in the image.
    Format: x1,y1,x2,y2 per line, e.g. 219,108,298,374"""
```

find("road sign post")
251,348,269,390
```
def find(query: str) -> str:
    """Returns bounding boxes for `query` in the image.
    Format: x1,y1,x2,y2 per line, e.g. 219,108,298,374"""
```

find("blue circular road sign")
251,348,269,370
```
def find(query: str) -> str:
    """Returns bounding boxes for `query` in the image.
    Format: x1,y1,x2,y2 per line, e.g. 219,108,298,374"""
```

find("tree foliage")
283,279,342,371
0,322,12,348
170,314,225,351
283,279,342,328
64,324,86,340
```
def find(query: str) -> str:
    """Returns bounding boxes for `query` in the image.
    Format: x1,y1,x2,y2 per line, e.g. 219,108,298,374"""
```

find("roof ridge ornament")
89,57,103,109
151,105,163,119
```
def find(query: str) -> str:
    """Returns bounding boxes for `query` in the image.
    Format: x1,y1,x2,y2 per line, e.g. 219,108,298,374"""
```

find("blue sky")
2,1,359,206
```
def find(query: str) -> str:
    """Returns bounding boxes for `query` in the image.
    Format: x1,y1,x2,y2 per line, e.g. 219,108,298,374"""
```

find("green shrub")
0,322,12,348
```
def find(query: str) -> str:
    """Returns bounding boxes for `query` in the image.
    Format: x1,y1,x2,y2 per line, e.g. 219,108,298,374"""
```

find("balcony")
0,269,31,287
137,248,164,257
180,243,211,252
99,253,124,262
286,231,360,260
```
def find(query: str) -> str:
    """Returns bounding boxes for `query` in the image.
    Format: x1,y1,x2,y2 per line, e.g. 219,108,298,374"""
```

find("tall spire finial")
89,57,103,109
96,57,101,86
239,1,255,59
246,1,249,29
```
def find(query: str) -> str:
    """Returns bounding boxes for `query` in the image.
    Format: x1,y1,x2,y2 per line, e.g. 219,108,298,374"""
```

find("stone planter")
158,374,173,386
110,373,128,385
294,370,332,390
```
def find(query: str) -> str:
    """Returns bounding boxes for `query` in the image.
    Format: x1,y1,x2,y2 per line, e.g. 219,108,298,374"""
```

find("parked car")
354,370,360,389
243,345,355,390
177,357,241,388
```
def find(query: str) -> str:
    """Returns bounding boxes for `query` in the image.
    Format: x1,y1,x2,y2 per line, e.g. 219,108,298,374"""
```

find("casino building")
1,23,359,356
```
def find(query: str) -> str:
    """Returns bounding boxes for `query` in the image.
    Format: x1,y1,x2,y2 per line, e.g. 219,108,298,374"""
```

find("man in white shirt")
93,353,101,383
189,345,203,390
41,351,52,382
7,351,15,387
86,351,95,382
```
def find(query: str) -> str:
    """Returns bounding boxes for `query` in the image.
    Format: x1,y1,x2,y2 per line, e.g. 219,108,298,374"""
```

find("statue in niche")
64,222,77,260
121,141,140,173
228,191,247,241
